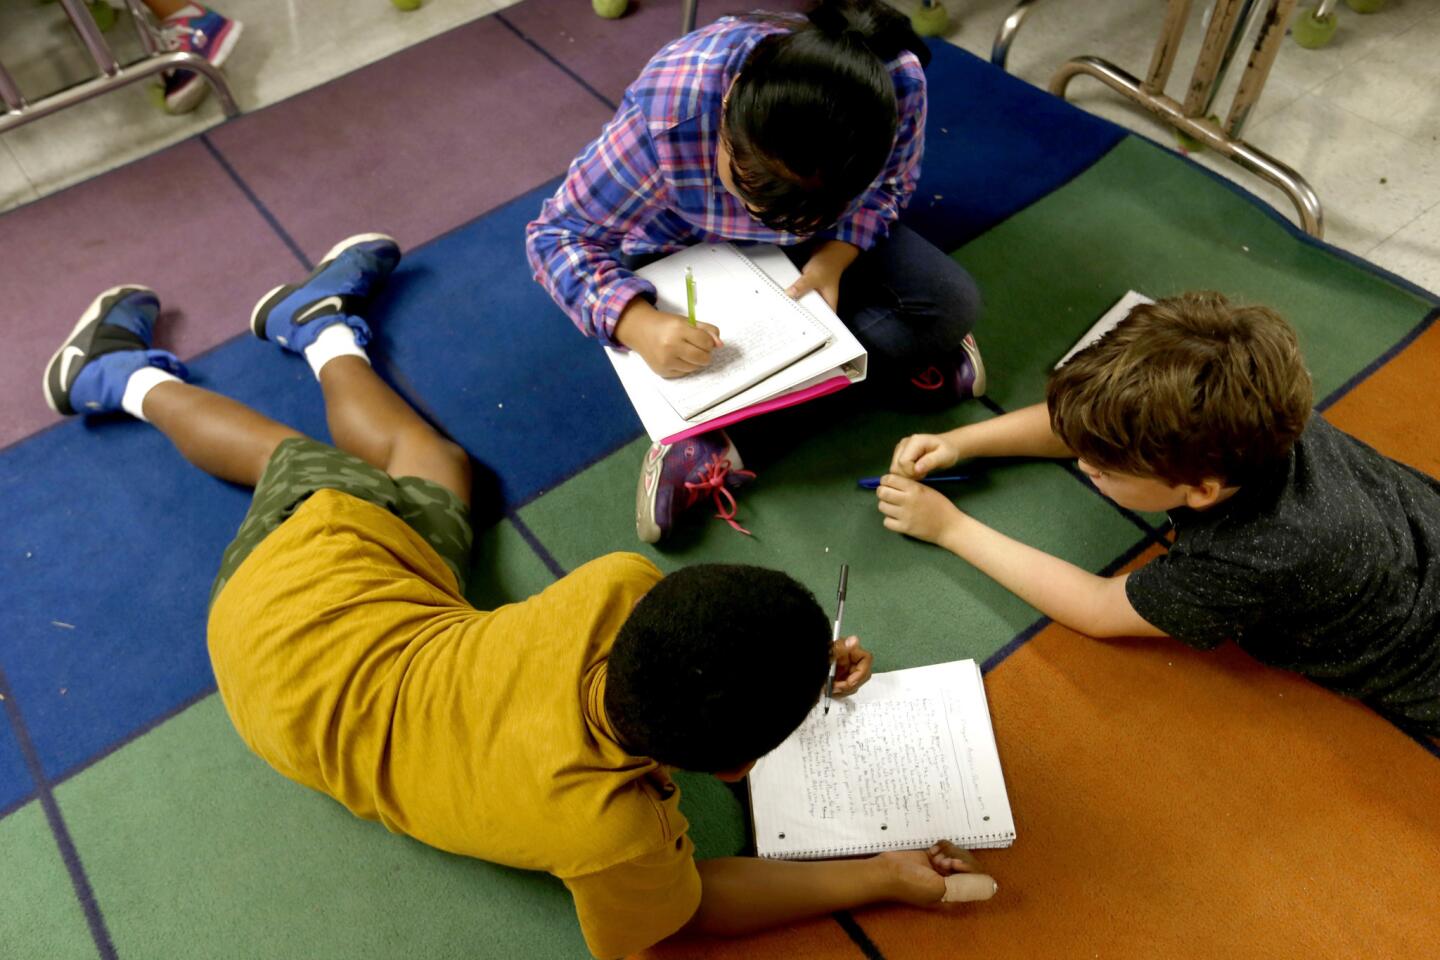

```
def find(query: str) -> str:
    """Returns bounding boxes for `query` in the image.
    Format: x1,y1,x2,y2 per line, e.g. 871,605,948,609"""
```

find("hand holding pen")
823,563,873,713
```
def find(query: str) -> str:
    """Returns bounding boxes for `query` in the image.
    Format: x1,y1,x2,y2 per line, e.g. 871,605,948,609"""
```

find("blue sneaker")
249,233,400,354
635,430,756,543
43,285,188,416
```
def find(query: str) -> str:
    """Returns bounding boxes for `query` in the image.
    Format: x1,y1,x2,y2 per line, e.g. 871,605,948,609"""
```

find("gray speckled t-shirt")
1126,416,1440,735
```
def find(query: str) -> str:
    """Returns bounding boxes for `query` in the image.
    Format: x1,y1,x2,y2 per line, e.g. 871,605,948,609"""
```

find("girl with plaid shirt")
527,1,985,542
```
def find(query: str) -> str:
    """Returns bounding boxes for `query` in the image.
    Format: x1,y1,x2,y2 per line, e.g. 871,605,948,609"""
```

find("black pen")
823,563,849,715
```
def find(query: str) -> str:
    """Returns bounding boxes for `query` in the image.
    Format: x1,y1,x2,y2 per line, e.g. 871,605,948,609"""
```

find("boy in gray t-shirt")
876,292,1440,737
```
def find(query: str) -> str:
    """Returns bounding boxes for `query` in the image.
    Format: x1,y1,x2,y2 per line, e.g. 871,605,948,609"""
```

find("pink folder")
661,374,853,445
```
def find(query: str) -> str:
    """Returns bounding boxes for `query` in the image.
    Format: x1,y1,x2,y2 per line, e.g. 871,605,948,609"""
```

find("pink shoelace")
684,454,756,536
910,365,945,390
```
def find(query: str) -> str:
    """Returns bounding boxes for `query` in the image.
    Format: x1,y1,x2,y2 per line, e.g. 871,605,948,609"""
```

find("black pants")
783,223,982,388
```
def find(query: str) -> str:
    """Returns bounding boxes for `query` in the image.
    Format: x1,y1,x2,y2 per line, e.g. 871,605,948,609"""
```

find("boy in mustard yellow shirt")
46,235,997,957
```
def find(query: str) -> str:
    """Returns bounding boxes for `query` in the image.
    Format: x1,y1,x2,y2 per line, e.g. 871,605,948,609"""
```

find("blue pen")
857,473,970,490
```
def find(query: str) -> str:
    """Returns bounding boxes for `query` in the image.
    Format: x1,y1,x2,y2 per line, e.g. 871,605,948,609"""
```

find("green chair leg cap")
89,0,116,32
1293,10,1339,48
910,2,950,38
1345,0,1386,13
592,0,628,20
1175,128,1205,153
1175,115,1219,154
391,0,423,10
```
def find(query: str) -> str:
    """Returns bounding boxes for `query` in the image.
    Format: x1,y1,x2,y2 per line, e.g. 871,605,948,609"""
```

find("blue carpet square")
905,43,1126,251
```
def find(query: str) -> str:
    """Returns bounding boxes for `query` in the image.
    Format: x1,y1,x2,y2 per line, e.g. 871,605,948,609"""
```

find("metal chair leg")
1050,55,1324,237
0,61,27,112
58,0,121,76
0,0,242,135
1226,0,1298,137
991,0,1041,71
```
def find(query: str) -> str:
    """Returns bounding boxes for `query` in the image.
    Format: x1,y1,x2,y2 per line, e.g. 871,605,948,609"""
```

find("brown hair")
1046,292,1313,486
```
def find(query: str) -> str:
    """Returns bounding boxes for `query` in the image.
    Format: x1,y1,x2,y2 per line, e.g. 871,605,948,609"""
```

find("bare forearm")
683,856,894,937
949,403,1073,460
936,513,1152,637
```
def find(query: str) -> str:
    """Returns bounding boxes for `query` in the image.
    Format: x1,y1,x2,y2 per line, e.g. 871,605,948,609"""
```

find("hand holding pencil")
613,296,722,379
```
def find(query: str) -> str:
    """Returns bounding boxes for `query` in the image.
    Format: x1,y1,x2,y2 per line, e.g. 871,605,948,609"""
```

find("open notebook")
1054,289,1154,368
749,660,1015,860
606,244,867,443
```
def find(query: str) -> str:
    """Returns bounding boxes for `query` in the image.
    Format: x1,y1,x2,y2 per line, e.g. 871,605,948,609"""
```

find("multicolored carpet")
2,3,1436,958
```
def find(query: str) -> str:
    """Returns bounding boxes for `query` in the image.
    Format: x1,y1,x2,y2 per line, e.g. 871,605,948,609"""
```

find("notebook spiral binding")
774,831,1016,859
721,244,830,338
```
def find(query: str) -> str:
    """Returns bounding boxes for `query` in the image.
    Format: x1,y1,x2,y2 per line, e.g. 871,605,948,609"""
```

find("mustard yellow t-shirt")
208,490,701,958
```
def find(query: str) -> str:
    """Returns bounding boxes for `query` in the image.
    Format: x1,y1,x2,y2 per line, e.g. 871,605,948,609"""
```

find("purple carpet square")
0,139,306,451
204,17,616,265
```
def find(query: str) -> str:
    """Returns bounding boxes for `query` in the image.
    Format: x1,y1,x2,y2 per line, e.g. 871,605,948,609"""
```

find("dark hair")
604,564,831,772
722,0,930,234
1046,291,1313,487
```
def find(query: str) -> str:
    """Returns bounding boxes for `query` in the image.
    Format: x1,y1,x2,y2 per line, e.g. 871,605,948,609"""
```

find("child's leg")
250,233,470,508
316,356,471,508
823,224,985,401
44,285,302,488
142,382,302,487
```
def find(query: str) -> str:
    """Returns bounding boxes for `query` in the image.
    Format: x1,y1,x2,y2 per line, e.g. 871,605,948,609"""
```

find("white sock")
303,323,369,380
121,366,182,422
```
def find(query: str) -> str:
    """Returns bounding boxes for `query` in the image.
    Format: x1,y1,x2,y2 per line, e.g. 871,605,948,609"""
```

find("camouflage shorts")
210,437,472,607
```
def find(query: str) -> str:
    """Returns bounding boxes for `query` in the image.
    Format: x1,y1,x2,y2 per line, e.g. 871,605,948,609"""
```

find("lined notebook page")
750,660,1015,860
640,244,830,419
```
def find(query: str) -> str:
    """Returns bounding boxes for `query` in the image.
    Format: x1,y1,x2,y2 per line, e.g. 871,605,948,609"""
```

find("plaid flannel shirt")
525,16,927,345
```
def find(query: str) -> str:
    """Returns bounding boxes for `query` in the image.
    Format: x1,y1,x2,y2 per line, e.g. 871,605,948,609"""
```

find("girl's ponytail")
805,0,931,68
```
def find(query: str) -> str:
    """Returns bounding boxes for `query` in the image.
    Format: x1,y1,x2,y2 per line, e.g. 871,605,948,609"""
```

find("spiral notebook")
749,660,1015,860
642,243,831,419
607,243,867,441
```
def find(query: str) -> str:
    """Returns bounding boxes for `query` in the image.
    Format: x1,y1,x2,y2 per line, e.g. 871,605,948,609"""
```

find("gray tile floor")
2,0,1437,292
939,0,1440,293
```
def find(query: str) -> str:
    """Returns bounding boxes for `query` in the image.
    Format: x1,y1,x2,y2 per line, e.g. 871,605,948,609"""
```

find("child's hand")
877,842,996,906
615,301,723,378
876,474,963,547
829,635,873,696
786,239,857,313
890,433,960,479
785,260,842,313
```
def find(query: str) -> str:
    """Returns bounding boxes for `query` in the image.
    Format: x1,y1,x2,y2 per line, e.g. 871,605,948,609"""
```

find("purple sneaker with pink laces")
635,431,756,543
909,333,988,403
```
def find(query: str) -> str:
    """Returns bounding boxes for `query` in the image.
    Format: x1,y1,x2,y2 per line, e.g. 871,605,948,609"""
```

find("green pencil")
684,267,698,327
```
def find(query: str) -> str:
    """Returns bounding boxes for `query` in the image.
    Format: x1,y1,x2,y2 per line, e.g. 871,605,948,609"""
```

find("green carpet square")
464,516,559,610
963,136,1436,411
56,696,592,960
0,801,96,960
518,402,1147,670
